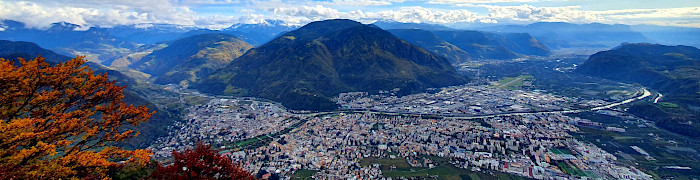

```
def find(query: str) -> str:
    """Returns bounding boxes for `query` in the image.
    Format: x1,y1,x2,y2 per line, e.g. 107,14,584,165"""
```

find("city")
151,83,654,179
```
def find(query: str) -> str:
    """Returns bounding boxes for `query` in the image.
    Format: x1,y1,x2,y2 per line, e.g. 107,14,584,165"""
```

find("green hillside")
197,19,467,111
577,43,700,137
388,29,471,64
129,33,253,85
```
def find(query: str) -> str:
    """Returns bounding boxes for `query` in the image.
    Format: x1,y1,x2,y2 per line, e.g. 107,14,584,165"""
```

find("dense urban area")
150,82,656,179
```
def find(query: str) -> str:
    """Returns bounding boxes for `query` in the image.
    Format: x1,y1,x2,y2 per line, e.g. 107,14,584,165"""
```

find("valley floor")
150,81,665,179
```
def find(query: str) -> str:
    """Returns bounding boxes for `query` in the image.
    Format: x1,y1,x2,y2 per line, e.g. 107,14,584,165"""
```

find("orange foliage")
0,56,154,179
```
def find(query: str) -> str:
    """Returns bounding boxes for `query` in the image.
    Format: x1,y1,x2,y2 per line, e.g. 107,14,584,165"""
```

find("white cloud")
427,0,581,5
0,0,698,29
428,0,536,4
269,5,344,21
363,6,481,23
480,4,601,23
181,0,245,5
0,0,199,29
591,7,700,19
319,0,393,6
475,5,700,27
587,7,700,27
267,5,482,24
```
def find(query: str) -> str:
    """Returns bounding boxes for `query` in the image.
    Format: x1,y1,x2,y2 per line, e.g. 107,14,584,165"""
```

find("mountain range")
378,22,551,61
387,29,472,64
631,25,700,48
4,19,699,113
372,21,455,31
432,30,550,59
0,20,139,65
196,19,467,111
222,19,300,46
106,23,199,45
6,19,696,70
479,22,653,49
0,19,296,68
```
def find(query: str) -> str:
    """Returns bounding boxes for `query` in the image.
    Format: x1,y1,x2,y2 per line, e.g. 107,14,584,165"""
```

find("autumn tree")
150,142,255,180
0,56,154,179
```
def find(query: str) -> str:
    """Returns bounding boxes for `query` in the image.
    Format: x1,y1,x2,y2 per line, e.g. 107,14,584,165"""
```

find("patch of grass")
658,102,679,108
183,96,211,105
291,169,317,179
224,118,308,150
234,138,258,147
492,75,534,90
359,156,527,180
463,173,481,180
359,157,411,169
550,148,572,155
555,161,588,177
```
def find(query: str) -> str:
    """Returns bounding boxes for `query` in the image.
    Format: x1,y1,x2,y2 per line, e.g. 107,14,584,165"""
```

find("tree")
150,142,255,180
0,56,154,179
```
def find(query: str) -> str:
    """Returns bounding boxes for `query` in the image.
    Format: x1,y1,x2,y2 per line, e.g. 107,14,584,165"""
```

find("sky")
0,0,699,30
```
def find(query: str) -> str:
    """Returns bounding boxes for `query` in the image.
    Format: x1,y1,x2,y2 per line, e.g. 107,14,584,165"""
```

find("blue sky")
0,0,699,29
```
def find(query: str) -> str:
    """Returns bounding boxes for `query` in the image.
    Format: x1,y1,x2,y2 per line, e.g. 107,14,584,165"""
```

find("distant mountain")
197,19,467,111
373,21,454,31
109,43,168,69
578,43,700,94
106,24,199,44
0,40,179,148
0,40,72,62
106,20,297,46
434,30,516,60
387,29,471,64
497,32,551,57
0,20,139,65
631,25,700,48
129,33,253,85
577,43,700,137
0,40,134,84
431,30,550,59
479,22,652,49
223,19,300,46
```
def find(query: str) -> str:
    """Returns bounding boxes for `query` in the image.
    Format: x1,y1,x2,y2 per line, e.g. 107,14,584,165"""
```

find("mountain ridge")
478,22,652,49
196,19,467,111
129,33,253,85
577,43,700,137
387,29,471,64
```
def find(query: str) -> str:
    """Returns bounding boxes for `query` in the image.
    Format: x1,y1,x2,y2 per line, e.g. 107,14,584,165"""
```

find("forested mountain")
388,29,471,64
127,33,253,85
197,19,467,111
432,30,550,59
577,43,700,137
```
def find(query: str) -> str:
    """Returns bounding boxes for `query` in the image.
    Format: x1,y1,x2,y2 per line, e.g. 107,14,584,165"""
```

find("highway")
654,93,663,104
